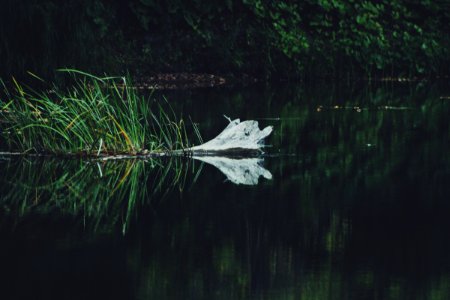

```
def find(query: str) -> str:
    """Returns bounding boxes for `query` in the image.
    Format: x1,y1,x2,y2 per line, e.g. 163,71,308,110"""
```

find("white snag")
188,118,273,154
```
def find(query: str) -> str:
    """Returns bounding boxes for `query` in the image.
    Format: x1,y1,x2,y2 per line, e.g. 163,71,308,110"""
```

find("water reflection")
194,156,272,185
0,154,272,232
0,82,450,299
0,158,190,233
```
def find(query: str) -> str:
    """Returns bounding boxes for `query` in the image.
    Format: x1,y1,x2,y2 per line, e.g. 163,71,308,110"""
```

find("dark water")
1,82,450,299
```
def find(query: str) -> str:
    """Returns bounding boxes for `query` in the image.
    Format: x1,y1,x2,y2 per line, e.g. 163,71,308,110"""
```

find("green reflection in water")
0,157,196,233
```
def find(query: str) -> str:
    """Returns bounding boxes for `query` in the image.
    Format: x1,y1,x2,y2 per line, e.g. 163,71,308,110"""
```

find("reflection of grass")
0,70,192,155
0,157,200,232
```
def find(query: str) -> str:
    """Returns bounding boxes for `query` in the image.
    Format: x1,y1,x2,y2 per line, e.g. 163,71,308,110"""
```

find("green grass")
0,69,193,156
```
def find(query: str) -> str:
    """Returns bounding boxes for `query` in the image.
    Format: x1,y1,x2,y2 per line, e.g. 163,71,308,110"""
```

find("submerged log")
0,118,273,159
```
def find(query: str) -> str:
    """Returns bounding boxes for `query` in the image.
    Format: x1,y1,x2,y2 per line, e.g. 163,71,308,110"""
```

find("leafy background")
1,0,449,79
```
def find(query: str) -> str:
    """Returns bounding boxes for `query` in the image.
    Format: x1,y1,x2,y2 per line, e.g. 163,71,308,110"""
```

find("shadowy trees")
1,0,449,79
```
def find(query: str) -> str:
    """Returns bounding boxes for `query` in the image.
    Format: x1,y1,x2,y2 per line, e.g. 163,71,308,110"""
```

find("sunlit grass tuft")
0,69,190,156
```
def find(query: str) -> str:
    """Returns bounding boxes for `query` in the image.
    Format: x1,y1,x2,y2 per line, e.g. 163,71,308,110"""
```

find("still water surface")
0,82,450,299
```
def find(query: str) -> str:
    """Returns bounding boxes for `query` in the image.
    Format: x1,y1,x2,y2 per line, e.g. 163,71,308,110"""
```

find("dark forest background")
1,0,450,80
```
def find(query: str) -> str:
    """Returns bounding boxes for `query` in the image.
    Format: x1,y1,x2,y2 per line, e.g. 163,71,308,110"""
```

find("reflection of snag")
194,156,272,185
187,117,273,155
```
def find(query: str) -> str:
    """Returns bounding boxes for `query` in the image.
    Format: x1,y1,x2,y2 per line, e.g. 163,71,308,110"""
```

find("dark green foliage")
1,0,449,79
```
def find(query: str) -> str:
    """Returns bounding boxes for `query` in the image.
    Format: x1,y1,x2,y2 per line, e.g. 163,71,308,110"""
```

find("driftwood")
187,118,273,155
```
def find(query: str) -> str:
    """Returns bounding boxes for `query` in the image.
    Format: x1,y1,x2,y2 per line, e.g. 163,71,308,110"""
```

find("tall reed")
0,70,190,156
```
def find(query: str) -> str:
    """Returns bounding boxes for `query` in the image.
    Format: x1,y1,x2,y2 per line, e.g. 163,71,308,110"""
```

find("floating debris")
115,73,227,90
316,105,412,112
